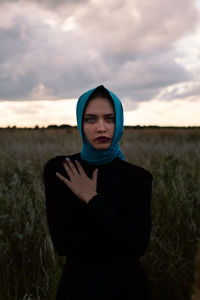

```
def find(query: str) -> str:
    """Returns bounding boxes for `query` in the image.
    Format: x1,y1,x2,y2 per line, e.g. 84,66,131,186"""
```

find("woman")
43,85,153,299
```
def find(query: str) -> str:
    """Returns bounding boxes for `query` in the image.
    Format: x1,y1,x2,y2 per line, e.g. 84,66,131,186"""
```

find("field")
0,127,200,300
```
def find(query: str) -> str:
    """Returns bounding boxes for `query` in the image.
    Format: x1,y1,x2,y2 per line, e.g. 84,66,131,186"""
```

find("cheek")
82,123,91,138
82,123,87,136
111,123,115,136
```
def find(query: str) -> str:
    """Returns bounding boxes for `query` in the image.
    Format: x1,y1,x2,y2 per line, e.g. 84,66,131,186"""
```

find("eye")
106,116,115,122
84,117,95,123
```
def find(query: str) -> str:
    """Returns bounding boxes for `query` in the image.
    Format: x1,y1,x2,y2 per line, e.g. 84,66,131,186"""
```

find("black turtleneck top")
43,153,153,299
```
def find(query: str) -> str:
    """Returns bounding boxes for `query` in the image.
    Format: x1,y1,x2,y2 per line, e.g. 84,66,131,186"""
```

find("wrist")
85,192,98,204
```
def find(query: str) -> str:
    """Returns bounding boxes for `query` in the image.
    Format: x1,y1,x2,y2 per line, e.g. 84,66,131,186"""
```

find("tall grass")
192,240,200,300
0,127,200,299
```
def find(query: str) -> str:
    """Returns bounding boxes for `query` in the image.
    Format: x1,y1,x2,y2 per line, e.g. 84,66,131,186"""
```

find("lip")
95,136,111,142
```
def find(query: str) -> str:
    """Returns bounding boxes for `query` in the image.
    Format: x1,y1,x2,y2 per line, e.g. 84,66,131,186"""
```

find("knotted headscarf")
76,85,125,165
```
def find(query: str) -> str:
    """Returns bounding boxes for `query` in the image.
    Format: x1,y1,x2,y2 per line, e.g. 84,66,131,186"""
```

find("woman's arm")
43,158,94,256
87,171,153,258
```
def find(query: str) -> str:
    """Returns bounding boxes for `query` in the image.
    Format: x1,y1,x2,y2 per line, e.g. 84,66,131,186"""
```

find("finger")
56,172,71,186
92,168,98,182
74,160,85,175
65,157,78,175
62,159,74,177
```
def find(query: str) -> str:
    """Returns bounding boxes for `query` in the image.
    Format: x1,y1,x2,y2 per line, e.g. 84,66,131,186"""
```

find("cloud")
0,0,199,105
156,81,200,101
76,0,198,55
0,0,87,11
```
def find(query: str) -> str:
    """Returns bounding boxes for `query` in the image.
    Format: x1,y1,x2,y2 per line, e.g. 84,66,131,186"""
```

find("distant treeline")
1,124,200,130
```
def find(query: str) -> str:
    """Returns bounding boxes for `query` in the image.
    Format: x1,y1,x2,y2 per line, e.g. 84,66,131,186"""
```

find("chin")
97,146,109,150
93,143,111,150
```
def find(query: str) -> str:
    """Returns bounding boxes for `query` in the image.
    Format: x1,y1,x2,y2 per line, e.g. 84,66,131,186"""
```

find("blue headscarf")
76,85,125,165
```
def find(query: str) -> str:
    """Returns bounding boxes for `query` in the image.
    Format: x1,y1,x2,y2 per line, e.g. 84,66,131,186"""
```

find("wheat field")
0,127,200,300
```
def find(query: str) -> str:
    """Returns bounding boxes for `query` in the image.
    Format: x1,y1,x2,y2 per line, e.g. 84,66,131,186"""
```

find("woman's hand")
56,158,98,204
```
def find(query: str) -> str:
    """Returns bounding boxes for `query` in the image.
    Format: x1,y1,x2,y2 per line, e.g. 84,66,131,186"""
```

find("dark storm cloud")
0,27,26,62
103,50,192,103
0,72,37,100
0,0,199,104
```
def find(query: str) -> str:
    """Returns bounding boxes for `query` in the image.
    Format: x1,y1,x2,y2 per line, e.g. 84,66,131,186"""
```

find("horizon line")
1,124,200,129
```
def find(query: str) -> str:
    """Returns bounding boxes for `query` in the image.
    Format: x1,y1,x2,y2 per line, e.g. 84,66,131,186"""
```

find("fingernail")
66,157,70,161
96,168,98,172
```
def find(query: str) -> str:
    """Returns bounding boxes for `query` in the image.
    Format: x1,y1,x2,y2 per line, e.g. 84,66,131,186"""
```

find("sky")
0,0,200,127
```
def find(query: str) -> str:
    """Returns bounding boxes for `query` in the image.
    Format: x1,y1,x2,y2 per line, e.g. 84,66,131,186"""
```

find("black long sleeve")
43,154,153,259
87,173,152,257
44,158,93,256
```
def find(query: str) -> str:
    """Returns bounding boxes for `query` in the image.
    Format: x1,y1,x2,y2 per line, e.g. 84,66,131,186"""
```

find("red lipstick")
95,136,111,142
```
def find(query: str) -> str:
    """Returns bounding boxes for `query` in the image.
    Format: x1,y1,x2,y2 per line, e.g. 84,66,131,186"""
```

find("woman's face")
82,97,115,150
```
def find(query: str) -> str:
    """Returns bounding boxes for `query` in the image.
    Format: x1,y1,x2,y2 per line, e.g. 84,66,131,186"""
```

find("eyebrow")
84,113,115,117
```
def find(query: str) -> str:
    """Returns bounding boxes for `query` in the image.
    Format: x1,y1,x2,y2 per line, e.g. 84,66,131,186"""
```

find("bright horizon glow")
1,97,200,128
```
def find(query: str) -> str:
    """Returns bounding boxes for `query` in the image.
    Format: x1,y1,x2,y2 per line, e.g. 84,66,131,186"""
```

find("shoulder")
117,158,153,181
43,153,81,175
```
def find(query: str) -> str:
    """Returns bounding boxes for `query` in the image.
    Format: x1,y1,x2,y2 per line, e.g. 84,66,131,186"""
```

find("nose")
96,119,106,132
